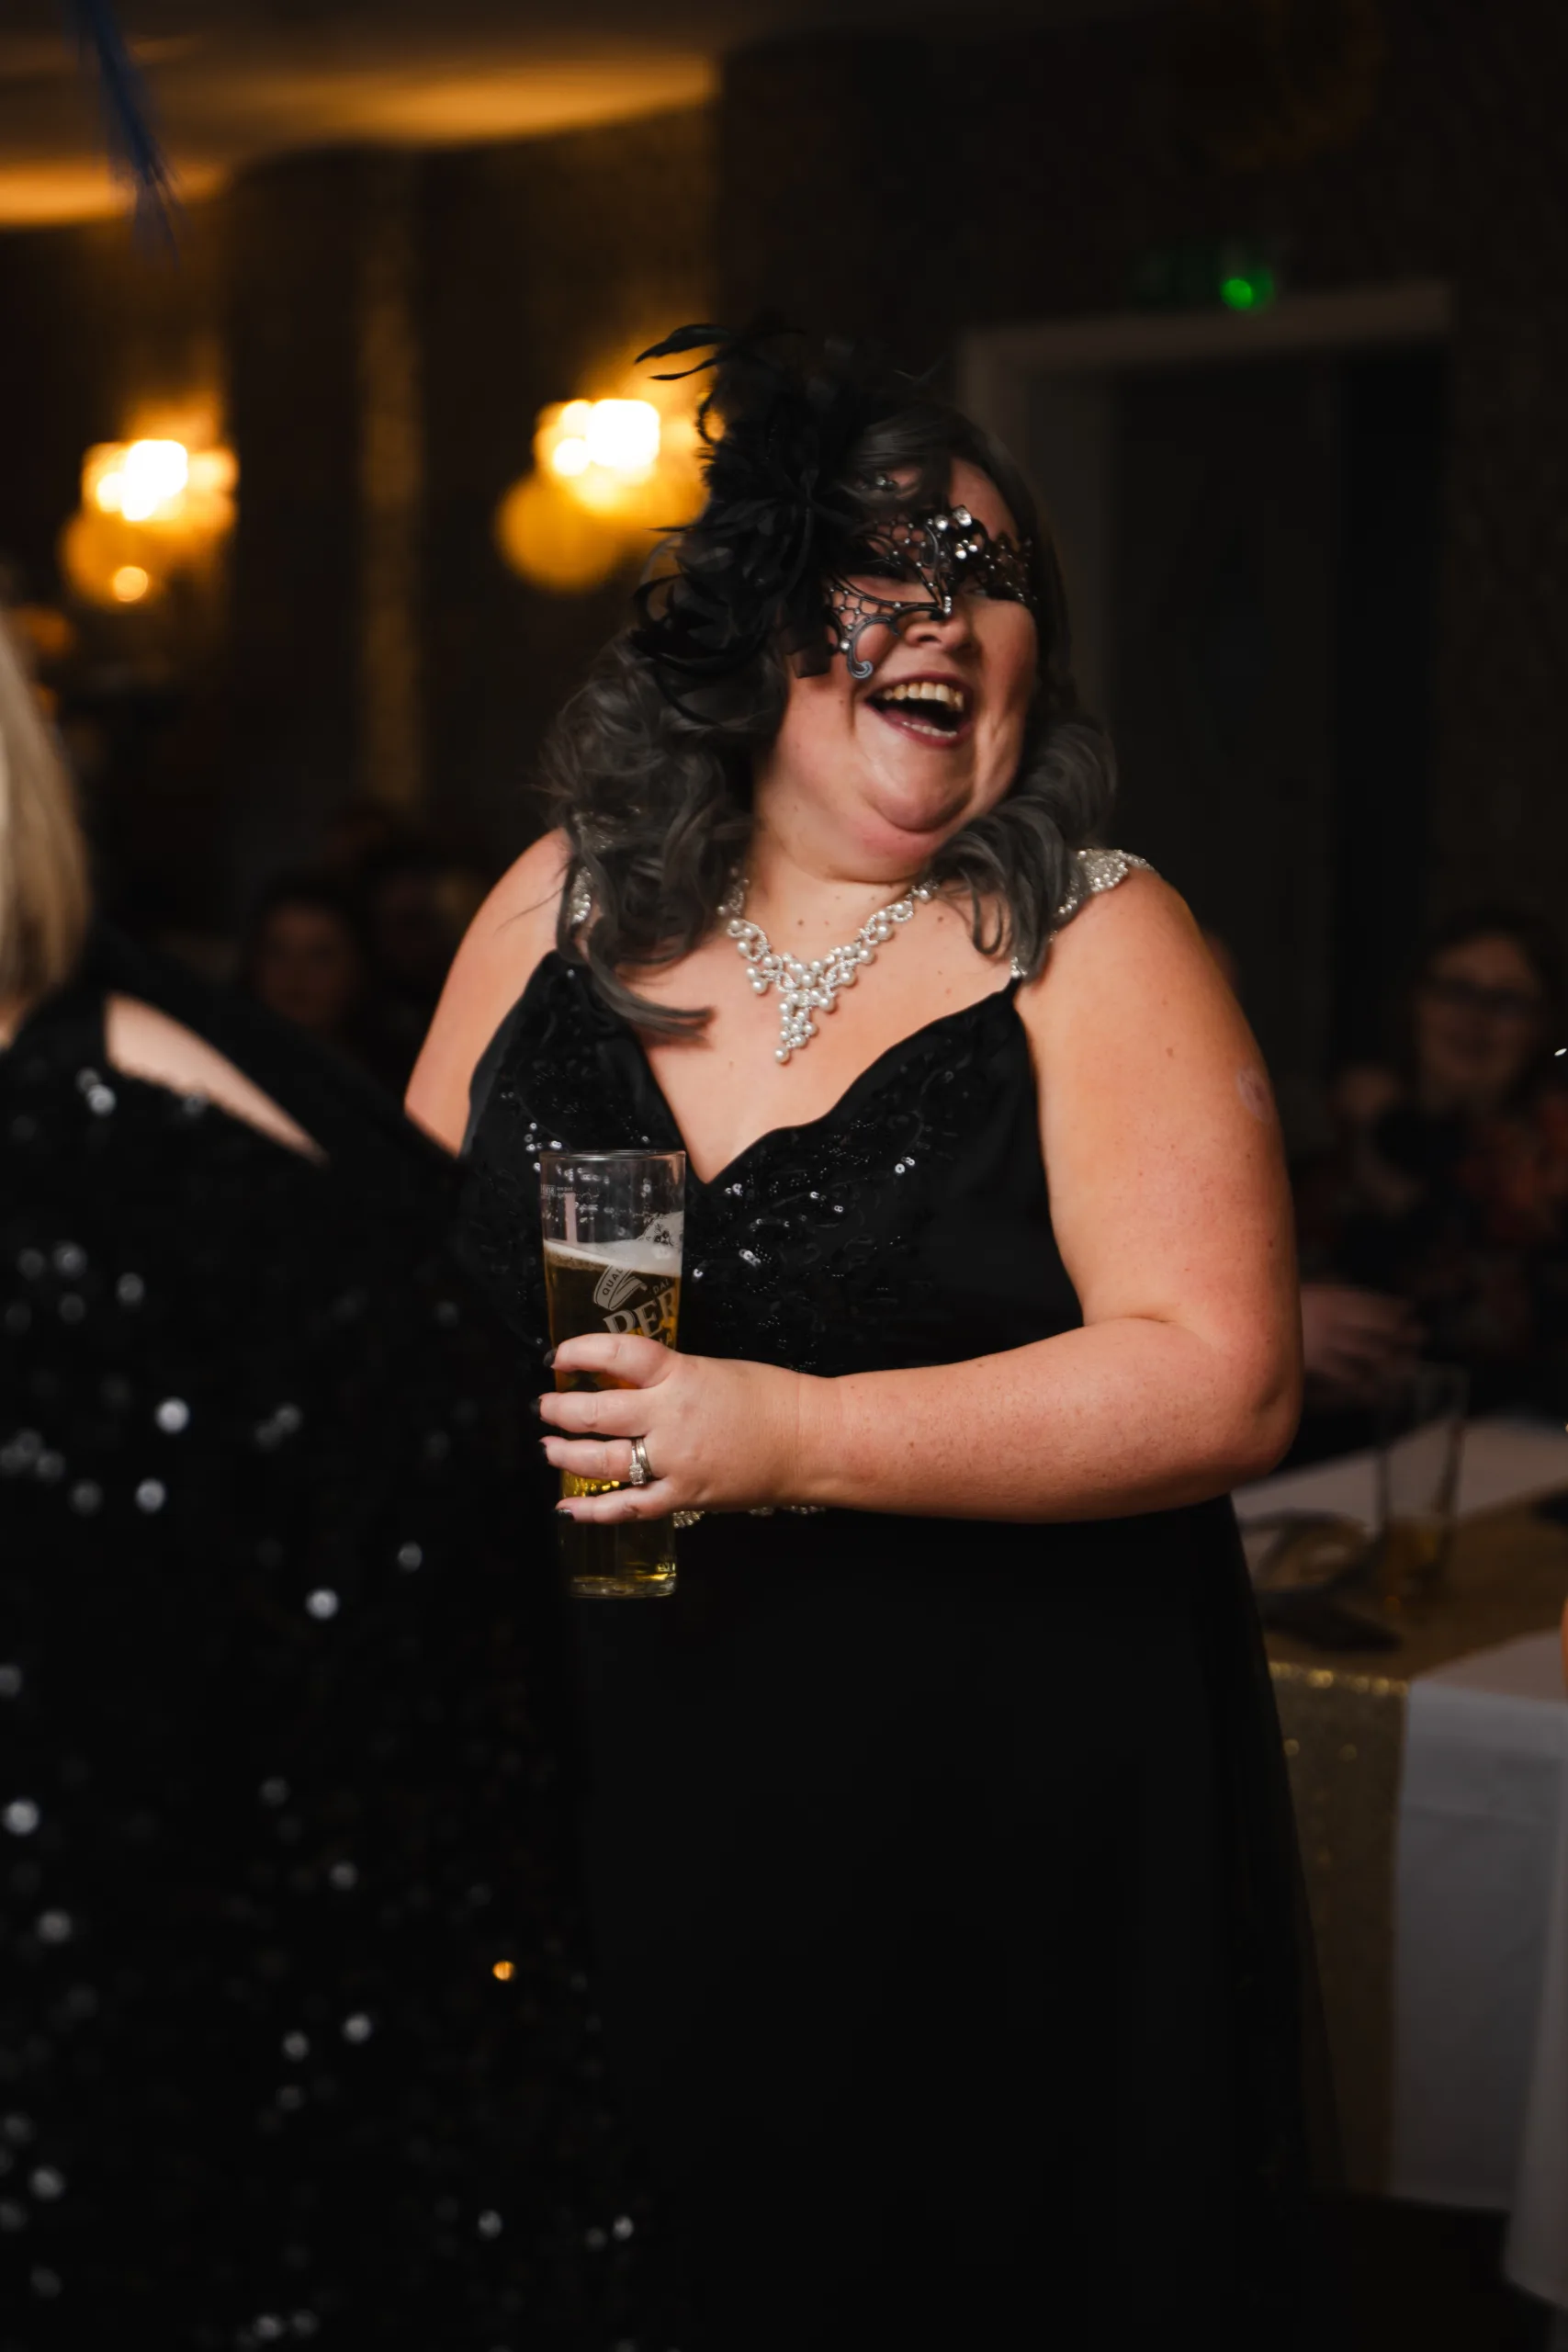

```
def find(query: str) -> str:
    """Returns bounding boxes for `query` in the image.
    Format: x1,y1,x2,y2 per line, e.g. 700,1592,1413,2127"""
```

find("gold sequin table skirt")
1267,1509,1568,2190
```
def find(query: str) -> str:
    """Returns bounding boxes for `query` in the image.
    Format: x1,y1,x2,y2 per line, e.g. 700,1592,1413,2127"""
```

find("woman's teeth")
871,680,971,738
881,681,968,710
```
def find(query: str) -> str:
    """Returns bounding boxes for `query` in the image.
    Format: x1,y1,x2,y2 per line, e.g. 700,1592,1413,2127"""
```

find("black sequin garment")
0,983,666,2352
462,950,1337,2352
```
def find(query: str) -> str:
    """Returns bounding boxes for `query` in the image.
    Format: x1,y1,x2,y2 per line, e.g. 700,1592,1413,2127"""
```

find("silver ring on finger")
628,1435,653,1487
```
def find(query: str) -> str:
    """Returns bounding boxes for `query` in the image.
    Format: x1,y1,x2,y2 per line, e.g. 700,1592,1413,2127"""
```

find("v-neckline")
557,953,1024,1193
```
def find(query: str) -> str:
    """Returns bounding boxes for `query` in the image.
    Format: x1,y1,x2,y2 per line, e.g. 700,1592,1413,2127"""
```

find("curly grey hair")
540,397,1116,1036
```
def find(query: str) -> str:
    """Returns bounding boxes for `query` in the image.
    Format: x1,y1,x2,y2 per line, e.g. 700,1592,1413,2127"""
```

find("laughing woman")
410,331,1330,2348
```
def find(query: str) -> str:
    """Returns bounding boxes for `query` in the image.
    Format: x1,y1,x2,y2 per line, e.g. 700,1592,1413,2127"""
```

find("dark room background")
1,0,1565,1125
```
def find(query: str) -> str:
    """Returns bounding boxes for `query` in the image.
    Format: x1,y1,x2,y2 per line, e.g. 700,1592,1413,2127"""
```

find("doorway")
963,289,1450,1145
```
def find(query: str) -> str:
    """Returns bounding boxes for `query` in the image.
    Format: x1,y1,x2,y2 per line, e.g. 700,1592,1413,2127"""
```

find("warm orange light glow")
491,1960,515,1983
64,428,237,611
496,357,705,597
536,399,661,497
83,437,235,535
83,446,125,517
494,469,623,594
59,509,167,609
125,441,186,520
585,400,660,475
0,66,718,232
89,439,189,523
187,447,238,500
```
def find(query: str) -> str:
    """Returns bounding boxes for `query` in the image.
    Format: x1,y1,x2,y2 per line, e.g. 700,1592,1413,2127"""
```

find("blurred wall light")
496,377,702,595
585,400,660,474
61,434,238,610
93,439,187,520
495,469,625,594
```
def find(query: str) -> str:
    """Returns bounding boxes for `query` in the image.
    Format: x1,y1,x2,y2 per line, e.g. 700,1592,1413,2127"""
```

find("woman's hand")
1300,1283,1420,1401
539,1337,807,1521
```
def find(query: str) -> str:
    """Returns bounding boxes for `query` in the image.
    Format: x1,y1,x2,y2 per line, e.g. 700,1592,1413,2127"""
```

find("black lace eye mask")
826,505,1038,681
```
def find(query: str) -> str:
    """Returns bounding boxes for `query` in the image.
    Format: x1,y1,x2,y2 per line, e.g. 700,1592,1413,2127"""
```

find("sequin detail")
458,831,1323,2346
1055,845,1154,927
464,849,1150,1384
0,985,665,2343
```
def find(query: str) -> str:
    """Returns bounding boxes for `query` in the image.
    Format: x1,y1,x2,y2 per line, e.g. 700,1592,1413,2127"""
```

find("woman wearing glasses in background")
1299,910,1568,1417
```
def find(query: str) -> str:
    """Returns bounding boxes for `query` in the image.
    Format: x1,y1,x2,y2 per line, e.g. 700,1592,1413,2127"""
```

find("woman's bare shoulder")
105,996,320,1158
405,830,570,1151
1019,864,1210,1037
472,829,572,940
1017,863,1272,1132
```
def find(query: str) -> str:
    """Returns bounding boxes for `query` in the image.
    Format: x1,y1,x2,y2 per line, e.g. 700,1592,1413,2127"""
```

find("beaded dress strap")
1002,848,1151,976
1054,846,1153,929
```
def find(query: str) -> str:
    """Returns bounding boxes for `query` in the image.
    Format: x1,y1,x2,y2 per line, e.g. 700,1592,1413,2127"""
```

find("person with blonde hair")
0,612,320,1137
0,603,90,1019
0,610,663,2346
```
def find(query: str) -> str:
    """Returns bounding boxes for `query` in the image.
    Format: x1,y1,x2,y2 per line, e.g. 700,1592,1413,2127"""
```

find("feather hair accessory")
630,322,931,710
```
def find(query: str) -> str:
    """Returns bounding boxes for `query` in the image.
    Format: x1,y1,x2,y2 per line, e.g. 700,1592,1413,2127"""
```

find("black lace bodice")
462,952,1081,1382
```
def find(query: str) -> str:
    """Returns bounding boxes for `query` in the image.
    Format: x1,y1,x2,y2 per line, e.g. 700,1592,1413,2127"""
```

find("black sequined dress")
462,939,1333,2349
0,967,662,2351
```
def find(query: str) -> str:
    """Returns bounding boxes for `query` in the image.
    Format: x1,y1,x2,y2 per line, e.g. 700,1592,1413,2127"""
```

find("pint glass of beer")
1375,1361,1468,1609
539,1148,685,1599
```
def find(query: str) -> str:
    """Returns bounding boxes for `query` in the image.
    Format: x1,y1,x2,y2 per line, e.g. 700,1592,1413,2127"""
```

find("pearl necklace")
719,872,935,1063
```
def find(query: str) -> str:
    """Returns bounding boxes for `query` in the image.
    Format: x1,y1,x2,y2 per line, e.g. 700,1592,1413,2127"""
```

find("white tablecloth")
1235,1411,1568,1532
1391,1629,1568,2312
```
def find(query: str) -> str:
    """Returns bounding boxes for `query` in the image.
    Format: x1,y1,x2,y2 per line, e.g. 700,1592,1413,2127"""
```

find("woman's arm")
544,875,1303,1523
405,831,568,1152
805,872,1301,1513
107,997,319,1157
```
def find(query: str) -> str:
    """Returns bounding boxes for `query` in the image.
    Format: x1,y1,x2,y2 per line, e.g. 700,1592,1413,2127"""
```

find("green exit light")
1220,266,1277,313
1130,240,1284,314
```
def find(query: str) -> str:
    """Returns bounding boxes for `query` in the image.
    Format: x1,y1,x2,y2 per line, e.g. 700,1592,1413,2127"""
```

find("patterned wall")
419,110,717,853
718,0,1568,931
6,7,1564,936
227,112,716,879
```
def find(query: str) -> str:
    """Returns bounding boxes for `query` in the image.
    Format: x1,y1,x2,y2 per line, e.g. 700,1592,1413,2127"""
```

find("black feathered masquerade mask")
631,323,1039,708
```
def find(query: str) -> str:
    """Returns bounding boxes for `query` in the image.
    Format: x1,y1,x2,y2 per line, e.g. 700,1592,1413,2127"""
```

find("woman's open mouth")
866,677,974,744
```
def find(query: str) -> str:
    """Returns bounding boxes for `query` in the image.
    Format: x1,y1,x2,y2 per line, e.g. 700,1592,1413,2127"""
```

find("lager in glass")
539,1149,685,1598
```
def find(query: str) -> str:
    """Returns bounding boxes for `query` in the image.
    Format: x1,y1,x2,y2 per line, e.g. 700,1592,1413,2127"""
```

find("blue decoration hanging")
60,0,176,235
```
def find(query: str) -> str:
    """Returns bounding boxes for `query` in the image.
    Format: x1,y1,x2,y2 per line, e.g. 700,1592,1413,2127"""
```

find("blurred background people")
0,613,661,2344
357,841,492,1091
1298,909,1568,1420
318,795,406,880
239,870,375,1065
1201,922,1423,1445
234,850,495,1094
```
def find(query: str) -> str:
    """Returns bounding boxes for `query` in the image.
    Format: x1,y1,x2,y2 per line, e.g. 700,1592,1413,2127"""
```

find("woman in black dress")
411,331,1328,2346
0,616,659,2347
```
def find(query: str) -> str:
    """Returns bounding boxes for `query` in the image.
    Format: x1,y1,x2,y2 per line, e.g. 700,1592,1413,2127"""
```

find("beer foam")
543,1235,682,1277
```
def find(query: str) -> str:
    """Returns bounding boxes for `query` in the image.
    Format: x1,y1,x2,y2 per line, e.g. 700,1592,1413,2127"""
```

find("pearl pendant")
722,871,934,1067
